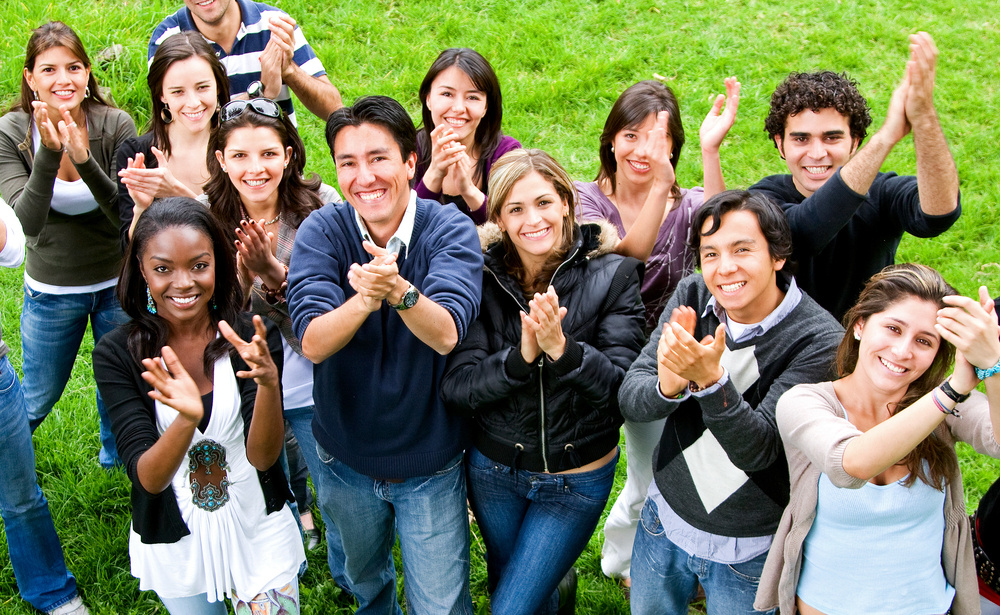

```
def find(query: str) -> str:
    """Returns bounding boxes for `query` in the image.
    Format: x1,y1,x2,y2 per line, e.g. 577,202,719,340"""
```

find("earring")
32,90,38,101
283,162,288,169
84,86,91,98
221,165,227,173
854,331,861,341
209,295,217,311
146,287,157,314
160,104,173,124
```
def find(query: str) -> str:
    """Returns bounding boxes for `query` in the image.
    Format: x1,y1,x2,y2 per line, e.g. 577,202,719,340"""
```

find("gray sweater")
0,105,136,286
619,272,843,537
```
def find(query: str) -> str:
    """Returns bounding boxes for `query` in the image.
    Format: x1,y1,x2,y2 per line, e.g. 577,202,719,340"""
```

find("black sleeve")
116,135,157,252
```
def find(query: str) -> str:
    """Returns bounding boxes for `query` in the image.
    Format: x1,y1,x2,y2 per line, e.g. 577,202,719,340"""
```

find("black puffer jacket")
441,222,646,473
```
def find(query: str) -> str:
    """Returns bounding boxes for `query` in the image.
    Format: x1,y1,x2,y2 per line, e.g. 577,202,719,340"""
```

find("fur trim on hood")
476,219,620,258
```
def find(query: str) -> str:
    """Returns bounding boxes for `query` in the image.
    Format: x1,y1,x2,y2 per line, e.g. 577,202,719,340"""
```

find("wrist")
975,356,1000,381
692,366,724,391
387,277,408,306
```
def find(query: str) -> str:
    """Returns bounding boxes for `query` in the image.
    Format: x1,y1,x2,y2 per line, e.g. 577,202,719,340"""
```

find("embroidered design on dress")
188,439,231,512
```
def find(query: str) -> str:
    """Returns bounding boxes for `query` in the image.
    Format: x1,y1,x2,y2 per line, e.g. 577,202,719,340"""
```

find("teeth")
245,179,267,187
720,282,745,292
182,110,205,119
54,90,74,96
446,118,467,127
879,357,906,374
523,228,549,239
629,161,650,171
805,166,829,174
171,296,197,305
358,189,385,201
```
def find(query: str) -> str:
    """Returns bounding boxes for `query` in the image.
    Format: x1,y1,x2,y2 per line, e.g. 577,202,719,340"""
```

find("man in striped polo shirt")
149,0,342,125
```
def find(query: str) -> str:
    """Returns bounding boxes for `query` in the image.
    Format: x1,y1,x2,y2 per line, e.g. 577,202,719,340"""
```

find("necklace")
241,205,281,226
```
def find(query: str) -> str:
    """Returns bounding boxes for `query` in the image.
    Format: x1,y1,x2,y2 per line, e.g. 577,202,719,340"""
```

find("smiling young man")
149,0,342,125
286,95,482,614
619,191,842,615
750,32,959,321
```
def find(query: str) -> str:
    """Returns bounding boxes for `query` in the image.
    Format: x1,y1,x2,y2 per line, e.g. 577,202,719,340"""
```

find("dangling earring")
84,86,91,98
32,90,38,101
146,287,157,314
209,295,217,311
160,104,173,124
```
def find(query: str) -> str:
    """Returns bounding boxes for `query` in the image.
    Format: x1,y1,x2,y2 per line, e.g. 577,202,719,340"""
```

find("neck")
242,194,280,223
193,7,241,53
47,103,86,126
166,122,212,152
165,312,216,343
606,175,649,210
459,133,480,156
834,372,906,420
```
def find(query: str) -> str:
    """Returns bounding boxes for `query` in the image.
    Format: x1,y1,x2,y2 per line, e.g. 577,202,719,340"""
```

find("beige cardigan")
755,380,1000,615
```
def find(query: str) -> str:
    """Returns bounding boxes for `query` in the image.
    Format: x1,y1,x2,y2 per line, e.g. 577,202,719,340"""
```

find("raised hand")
880,58,913,146
141,345,204,424
422,124,466,192
700,77,741,153
905,31,939,124
234,218,283,288
56,105,89,163
346,240,400,312
31,101,62,152
656,306,697,396
645,110,675,189
937,287,1000,392
122,153,155,211
659,317,726,389
219,316,279,388
118,147,194,201
267,14,296,77
524,286,568,361
519,309,541,363
258,37,285,100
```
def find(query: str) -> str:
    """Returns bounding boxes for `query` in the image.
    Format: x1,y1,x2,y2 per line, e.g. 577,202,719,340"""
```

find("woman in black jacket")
442,149,645,614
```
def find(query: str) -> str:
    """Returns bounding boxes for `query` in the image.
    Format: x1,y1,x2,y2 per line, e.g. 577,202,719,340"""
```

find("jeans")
630,498,776,615
21,284,127,468
314,444,472,615
283,405,349,591
159,594,230,615
467,446,619,615
0,355,80,612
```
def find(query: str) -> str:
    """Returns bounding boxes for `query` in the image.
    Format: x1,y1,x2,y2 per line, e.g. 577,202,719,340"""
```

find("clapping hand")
937,286,1000,393
219,316,279,388
700,77,741,154
141,346,204,425
523,286,568,361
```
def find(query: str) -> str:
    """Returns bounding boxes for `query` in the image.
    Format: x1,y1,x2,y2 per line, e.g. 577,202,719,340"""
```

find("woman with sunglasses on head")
0,21,136,468
580,78,741,587
442,149,646,614
755,264,1000,615
415,48,521,224
94,197,304,614
116,32,230,249
205,96,346,585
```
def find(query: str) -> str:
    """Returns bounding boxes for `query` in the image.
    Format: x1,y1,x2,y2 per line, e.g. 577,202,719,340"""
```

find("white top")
0,198,25,268
31,122,100,216
281,337,314,410
128,354,304,601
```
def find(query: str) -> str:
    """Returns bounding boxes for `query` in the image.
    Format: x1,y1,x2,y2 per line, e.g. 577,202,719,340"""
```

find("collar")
701,274,802,343
354,189,416,259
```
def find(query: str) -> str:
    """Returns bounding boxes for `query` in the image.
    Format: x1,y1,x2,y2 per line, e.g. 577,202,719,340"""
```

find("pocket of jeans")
315,442,337,465
0,361,18,396
433,452,464,476
639,499,665,537
726,556,765,584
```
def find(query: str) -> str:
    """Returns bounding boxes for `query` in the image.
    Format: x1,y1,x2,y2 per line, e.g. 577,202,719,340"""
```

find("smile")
719,281,745,293
168,295,200,306
521,227,551,239
804,166,830,175
357,189,386,201
445,117,468,127
879,356,907,374
182,109,206,121
627,160,650,172
244,179,268,187
53,90,75,97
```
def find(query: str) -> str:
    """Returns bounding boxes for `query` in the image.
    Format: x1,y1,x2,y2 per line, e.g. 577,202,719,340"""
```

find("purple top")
415,134,521,225
575,181,704,331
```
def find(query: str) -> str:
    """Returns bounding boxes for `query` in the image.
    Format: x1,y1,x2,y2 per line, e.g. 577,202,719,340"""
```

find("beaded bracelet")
260,265,289,305
975,357,1000,381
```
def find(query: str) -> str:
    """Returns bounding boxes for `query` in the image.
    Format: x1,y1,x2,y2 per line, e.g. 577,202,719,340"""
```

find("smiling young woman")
0,21,137,469
756,264,1000,615
116,32,231,249
414,48,521,224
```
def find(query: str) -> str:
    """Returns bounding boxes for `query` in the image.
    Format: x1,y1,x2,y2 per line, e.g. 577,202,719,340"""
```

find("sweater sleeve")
947,390,1000,457
873,172,961,238
420,210,484,343
3,137,62,237
84,109,136,228
116,135,150,251
287,207,351,340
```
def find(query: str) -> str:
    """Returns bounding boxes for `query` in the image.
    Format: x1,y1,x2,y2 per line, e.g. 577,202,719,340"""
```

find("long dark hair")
147,32,230,157
205,104,322,243
418,48,504,190
837,263,958,489
595,80,684,199
487,149,577,296
119,197,242,377
15,21,110,113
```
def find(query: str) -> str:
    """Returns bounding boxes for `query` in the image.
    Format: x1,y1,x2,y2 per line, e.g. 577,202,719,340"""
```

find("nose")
357,161,375,185
526,205,542,225
452,96,465,113
249,154,264,173
634,135,649,159
891,338,914,360
173,268,194,289
185,90,201,108
808,138,826,160
718,252,738,274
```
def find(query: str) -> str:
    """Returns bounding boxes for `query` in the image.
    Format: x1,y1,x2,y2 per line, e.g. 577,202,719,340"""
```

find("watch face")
247,80,263,99
401,286,419,309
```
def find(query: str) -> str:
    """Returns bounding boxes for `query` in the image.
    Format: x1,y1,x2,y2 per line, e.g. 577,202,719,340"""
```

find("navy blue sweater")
288,197,483,479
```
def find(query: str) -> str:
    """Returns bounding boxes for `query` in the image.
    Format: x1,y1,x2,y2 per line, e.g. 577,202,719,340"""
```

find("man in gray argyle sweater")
621,190,843,615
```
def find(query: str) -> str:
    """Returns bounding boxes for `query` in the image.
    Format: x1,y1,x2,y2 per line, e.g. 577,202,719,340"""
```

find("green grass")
1,0,999,612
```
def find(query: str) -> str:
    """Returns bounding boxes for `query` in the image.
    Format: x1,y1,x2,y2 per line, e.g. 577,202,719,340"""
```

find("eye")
507,206,521,215
338,160,355,169
468,94,482,101
886,324,900,334
701,251,718,259
439,91,452,98
198,84,211,91
153,265,169,273
622,132,637,140
917,336,935,347
193,262,210,271
793,136,808,143
735,247,749,253
231,152,245,159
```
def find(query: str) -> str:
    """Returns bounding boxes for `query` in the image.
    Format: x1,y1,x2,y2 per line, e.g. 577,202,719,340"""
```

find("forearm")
12,145,61,236
300,293,372,362
396,296,460,355
75,154,121,226
614,182,672,260
245,383,284,470
459,184,485,213
911,113,959,216
701,148,725,198
136,418,199,494
839,130,896,195
283,68,342,119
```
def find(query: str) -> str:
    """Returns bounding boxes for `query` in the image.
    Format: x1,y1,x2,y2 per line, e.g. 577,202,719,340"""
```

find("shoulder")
678,185,705,208
580,220,621,258
417,197,478,238
492,135,521,160
0,110,29,137
749,174,799,201
150,8,190,47
781,381,838,406
792,290,844,333
94,322,134,361
119,133,155,157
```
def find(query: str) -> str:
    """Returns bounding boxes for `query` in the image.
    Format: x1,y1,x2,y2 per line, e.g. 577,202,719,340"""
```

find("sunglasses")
220,98,282,123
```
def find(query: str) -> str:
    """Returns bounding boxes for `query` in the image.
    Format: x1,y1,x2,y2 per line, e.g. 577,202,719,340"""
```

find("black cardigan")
94,315,292,544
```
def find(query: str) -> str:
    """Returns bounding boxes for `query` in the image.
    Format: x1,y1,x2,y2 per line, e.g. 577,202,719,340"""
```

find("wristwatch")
247,80,265,99
389,284,419,311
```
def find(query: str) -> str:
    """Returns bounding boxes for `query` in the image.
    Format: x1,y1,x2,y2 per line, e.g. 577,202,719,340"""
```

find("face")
425,65,488,146
215,126,291,211
24,46,90,112
161,56,219,134
612,112,672,188
333,123,416,240
141,225,216,327
698,210,786,324
497,171,569,272
774,107,859,197
854,297,942,395
183,0,235,27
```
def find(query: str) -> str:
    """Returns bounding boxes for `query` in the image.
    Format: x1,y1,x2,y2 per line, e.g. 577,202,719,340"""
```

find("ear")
772,257,786,273
284,145,293,166
215,150,226,169
853,321,864,341
23,68,35,92
405,150,417,181
774,134,786,160
849,137,861,157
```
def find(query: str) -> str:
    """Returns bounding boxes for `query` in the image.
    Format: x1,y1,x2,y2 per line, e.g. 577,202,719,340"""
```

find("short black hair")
690,190,795,271
764,71,872,146
326,95,417,161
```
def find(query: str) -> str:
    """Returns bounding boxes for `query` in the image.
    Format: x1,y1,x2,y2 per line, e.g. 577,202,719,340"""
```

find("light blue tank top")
797,467,956,614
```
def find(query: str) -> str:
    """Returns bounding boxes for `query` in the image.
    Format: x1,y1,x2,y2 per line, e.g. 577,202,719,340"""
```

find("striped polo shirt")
148,0,327,126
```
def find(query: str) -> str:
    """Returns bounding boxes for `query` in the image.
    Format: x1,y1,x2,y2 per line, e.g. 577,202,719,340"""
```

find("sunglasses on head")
220,98,282,123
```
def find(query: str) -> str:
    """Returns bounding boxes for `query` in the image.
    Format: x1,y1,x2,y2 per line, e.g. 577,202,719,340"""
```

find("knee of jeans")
0,482,48,517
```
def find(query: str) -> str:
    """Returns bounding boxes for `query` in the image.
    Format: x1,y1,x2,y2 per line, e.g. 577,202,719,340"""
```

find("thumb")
362,239,388,258
150,146,168,167
160,345,188,379
711,323,727,351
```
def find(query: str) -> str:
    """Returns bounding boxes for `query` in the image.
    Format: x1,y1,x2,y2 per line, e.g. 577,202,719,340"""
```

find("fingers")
150,146,169,167
362,239,391,259
708,93,725,117
654,110,669,131
722,77,741,120
669,305,697,335
217,319,249,348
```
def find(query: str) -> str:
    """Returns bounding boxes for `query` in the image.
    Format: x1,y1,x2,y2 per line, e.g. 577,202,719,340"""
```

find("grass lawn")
1,0,999,612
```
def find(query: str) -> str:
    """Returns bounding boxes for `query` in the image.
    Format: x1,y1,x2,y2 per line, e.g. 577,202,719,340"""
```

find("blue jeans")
630,498,776,615
314,444,473,615
466,446,619,615
159,594,230,615
21,284,127,468
283,404,349,591
0,355,80,612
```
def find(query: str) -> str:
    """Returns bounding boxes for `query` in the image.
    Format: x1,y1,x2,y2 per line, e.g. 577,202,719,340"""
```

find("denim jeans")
630,498,776,615
0,355,80,612
283,404,349,591
314,444,472,615
21,284,127,468
466,446,619,615
159,594,230,615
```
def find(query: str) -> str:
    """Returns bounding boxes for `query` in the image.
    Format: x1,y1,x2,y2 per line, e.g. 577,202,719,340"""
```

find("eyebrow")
335,146,390,161
884,316,940,340
700,238,756,252
148,252,211,263
788,129,846,138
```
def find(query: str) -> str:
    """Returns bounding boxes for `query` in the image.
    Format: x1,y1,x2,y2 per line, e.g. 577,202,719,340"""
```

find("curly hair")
764,71,872,146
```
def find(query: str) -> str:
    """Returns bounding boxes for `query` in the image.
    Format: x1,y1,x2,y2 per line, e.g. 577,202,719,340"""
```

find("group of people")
0,2,998,615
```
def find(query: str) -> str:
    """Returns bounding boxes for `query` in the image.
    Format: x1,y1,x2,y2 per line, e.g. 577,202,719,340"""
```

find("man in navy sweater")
288,96,483,614
750,32,959,321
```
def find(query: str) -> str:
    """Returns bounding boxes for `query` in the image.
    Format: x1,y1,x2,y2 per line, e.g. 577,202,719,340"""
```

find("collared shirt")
354,189,417,259
651,276,803,564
